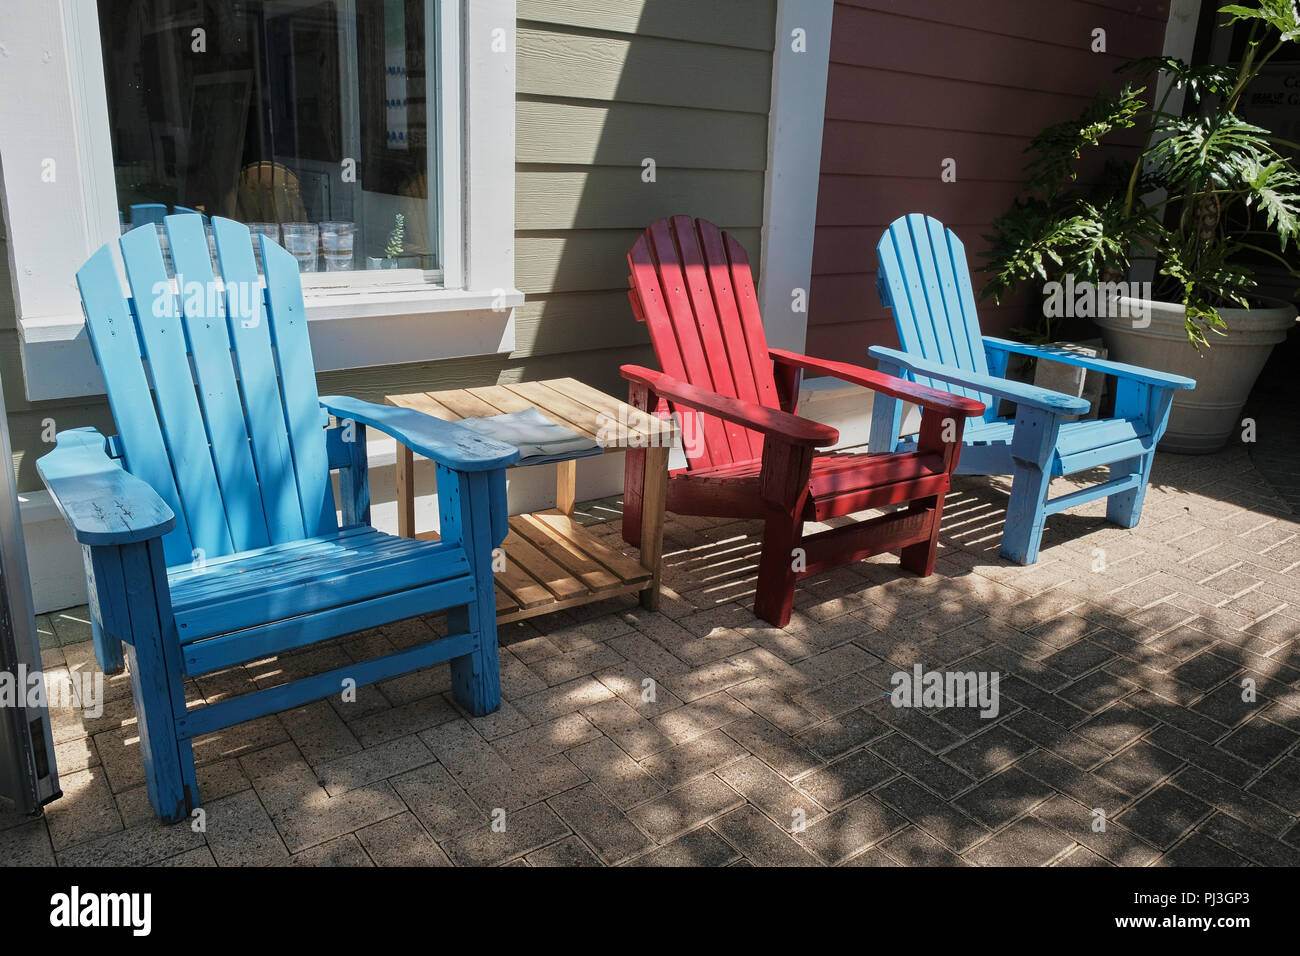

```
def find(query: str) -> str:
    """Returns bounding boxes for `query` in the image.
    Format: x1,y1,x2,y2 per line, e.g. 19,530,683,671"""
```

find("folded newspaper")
454,407,602,466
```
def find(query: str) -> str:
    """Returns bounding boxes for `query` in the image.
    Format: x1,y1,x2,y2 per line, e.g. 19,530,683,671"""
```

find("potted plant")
368,213,423,269
984,0,1299,453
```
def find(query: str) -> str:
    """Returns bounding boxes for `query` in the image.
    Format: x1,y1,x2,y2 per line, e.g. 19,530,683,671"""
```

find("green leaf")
1119,56,1237,101
1219,1,1300,42
1021,85,1147,195
1147,113,1273,190
1238,155,1300,248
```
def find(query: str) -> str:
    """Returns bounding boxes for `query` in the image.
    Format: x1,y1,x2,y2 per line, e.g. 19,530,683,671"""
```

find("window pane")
96,0,440,275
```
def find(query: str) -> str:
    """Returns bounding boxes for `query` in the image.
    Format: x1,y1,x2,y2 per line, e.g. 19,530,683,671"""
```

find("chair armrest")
320,396,520,472
620,365,838,447
869,347,1091,415
769,348,985,418
36,428,175,546
982,337,1197,390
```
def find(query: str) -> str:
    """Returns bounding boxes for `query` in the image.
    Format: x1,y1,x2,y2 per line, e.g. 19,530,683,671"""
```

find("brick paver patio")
4,443,1298,867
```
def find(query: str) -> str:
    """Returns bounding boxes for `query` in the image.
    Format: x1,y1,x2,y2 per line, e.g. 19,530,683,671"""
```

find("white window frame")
0,0,521,401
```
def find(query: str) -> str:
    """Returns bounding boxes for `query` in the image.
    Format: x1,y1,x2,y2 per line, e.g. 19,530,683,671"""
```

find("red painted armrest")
769,349,986,418
620,365,838,447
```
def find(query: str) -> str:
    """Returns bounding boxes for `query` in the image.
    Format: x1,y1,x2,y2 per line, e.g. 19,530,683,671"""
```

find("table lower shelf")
416,509,653,624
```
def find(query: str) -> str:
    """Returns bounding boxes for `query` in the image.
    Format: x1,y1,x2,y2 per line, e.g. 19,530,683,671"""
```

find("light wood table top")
384,377,678,451
383,377,675,620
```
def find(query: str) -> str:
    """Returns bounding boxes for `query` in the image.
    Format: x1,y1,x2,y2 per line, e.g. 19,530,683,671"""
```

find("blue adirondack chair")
868,214,1196,565
38,215,519,823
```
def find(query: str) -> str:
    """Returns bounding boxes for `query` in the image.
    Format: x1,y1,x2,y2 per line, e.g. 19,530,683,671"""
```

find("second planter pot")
1096,296,1297,454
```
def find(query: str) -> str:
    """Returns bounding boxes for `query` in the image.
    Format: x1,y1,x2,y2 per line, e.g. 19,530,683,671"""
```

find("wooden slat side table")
385,378,678,622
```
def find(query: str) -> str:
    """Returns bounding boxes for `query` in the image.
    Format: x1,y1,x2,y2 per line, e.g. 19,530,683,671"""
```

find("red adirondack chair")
621,216,985,626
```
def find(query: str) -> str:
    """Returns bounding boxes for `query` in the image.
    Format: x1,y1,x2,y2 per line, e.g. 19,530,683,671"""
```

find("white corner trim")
1129,0,1202,286
1160,0,1204,119
757,0,834,354
0,3,111,329
462,0,517,295
2,0,520,402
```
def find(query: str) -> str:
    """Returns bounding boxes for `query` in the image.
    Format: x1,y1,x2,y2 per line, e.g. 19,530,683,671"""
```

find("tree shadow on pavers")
33,466,1298,866
601,462,1300,865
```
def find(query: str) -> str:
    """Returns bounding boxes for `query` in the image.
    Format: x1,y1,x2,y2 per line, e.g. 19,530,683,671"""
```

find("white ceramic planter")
1096,296,1297,454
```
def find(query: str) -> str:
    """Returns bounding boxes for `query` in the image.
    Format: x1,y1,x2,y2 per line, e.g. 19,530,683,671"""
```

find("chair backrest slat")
877,214,994,414
697,223,773,434
77,214,338,566
642,219,732,468
929,218,988,399
628,217,779,470
75,247,194,566
119,225,236,561
667,216,754,462
627,233,712,467
211,218,307,544
164,215,271,552
262,239,337,537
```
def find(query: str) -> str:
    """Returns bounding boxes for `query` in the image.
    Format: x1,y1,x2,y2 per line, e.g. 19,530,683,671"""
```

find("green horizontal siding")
517,98,768,170
516,226,762,295
516,167,765,231
517,0,776,50
513,7,775,415
517,27,772,114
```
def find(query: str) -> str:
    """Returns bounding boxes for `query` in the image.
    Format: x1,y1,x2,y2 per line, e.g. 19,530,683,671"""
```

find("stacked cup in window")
319,222,355,272
248,223,281,273
281,223,320,273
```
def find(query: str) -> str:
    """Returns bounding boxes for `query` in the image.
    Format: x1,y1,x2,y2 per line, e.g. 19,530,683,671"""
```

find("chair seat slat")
170,529,430,605
166,524,376,581
174,538,469,643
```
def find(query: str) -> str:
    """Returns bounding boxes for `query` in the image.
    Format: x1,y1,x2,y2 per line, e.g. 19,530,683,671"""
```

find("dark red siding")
808,0,1173,361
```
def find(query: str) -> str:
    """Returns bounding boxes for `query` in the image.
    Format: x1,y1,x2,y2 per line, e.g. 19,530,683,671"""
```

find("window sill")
17,286,524,402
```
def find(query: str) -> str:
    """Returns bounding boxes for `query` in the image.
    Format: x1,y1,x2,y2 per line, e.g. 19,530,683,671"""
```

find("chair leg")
448,603,501,717
1001,406,1063,566
446,469,503,716
1001,462,1054,565
868,390,903,455
754,508,803,627
120,540,198,824
1105,453,1152,528
899,494,943,576
90,615,125,676
623,380,654,548
622,445,645,548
